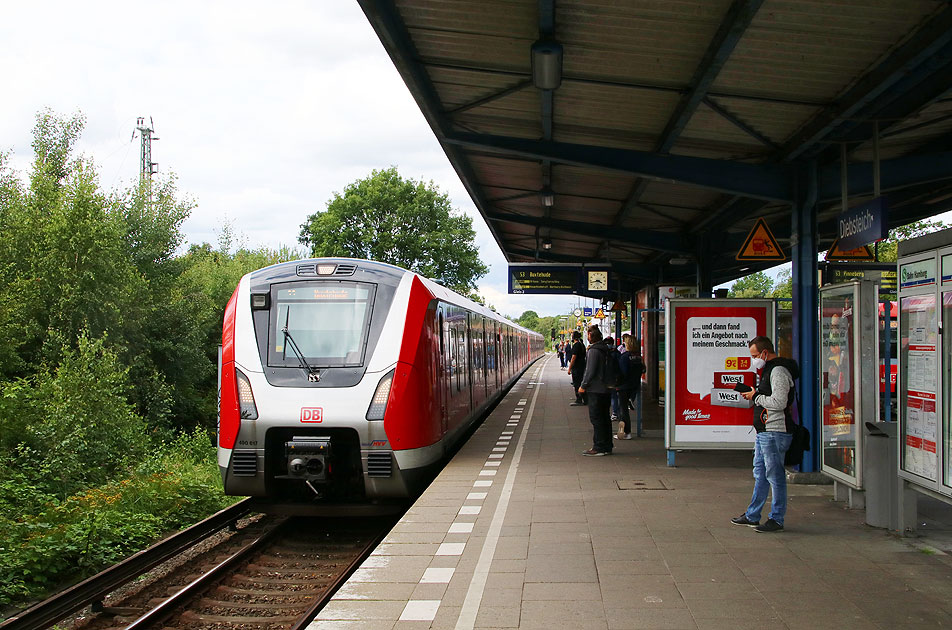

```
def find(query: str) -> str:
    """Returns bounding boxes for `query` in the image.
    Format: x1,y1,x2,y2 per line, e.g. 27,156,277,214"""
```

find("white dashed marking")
400,600,440,621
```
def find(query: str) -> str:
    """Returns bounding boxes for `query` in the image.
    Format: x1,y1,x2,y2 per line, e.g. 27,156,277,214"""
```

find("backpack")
783,393,811,467
628,354,645,388
784,423,811,467
602,345,624,389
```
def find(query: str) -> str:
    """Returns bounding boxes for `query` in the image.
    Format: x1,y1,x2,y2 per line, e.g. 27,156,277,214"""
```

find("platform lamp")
542,239,553,250
540,187,555,207
531,40,563,90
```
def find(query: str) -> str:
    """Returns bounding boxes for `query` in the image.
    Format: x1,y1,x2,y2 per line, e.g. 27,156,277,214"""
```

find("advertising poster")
820,286,857,479
901,293,938,481
667,300,772,448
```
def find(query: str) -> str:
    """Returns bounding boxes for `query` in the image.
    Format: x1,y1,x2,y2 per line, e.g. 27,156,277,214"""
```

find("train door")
438,307,448,435
494,323,501,391
482,318,490,398
466,313,474,412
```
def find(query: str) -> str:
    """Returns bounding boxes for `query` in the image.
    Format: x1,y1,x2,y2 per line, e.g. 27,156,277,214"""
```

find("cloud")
0,1,582,316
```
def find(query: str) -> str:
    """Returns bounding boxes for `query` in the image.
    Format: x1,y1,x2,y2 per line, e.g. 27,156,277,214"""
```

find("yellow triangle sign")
825,239,874,261
593,308,606,319
736,218,785,261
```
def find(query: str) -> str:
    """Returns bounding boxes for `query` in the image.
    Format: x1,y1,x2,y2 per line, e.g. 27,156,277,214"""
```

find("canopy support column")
792,162,820,472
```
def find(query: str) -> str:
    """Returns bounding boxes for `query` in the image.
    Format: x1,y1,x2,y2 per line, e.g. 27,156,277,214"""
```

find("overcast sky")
2,1,616,317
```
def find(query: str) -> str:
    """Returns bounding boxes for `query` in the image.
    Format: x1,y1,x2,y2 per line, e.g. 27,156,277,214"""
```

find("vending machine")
819,281,879,489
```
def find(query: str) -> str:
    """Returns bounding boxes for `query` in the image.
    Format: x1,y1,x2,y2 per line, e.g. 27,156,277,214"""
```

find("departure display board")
509,265,579,294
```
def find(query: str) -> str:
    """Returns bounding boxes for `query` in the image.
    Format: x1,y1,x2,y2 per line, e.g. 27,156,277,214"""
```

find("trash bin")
863,421,898,529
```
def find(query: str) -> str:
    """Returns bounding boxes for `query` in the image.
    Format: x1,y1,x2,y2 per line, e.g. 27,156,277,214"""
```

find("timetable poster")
672,305,768,445
902,294,938,480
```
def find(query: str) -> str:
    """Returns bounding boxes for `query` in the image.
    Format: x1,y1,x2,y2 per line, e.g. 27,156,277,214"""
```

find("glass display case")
897,246,942,491
819,281,879,488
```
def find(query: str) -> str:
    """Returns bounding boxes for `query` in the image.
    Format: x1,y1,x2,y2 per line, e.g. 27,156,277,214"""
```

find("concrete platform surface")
309,355,952,630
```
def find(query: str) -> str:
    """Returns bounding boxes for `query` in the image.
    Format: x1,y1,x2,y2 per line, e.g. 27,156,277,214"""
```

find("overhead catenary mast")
133,117,159,185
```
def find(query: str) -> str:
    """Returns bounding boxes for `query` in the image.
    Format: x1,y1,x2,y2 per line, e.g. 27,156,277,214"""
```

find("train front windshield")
269,282,376,367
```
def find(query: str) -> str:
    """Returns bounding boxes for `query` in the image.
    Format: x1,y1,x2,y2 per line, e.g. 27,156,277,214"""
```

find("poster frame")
664,298,775,451
818,281,879,489
897,250,943,492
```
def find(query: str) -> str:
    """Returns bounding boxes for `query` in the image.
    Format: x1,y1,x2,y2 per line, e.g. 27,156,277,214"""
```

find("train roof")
246,258,540,338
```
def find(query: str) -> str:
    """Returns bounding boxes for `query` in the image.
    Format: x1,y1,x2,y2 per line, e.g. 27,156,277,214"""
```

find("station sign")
899,258,936,289
837,196,888,251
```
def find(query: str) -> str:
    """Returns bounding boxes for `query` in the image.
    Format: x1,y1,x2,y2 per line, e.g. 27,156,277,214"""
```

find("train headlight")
366,369,395,420
235,369,258,420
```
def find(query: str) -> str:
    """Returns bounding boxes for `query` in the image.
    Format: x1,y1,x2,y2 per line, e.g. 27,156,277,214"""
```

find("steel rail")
0,499,254,630
288,526,391,630
122,517,290,630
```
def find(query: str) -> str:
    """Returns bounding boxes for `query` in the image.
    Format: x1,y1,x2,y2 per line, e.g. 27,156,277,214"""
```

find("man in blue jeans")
731,336,799,533
578,326,613,456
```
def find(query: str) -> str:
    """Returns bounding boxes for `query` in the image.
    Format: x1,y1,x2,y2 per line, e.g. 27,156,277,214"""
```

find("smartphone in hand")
733,383,753,393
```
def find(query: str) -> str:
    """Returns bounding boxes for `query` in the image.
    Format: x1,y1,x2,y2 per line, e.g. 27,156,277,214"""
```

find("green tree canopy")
517,310,540,330
728,270,774,298
874,218,946,262
299,167,488,295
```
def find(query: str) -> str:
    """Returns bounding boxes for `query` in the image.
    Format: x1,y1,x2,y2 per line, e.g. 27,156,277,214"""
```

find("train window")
269,281,375,368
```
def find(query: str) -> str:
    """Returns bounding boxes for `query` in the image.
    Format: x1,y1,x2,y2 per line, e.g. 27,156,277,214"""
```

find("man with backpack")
616,336,645,440
567,330,587,406
578,325,619,456
731,336,799,533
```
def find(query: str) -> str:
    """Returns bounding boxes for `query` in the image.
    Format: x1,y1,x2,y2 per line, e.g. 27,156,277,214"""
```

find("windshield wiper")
282,310,320,381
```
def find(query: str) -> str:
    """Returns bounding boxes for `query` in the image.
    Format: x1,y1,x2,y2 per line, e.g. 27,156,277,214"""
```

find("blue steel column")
792,162,820,472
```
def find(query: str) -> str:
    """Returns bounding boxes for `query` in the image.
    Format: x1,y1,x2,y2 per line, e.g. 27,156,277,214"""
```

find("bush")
1,334,148,497
0,428,234,606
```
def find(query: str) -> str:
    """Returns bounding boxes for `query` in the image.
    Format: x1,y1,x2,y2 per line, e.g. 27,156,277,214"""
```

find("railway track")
2,502,394,630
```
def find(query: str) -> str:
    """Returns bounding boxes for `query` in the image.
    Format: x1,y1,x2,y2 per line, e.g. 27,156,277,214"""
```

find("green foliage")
0,335,147,496
728,271,774,298
298,167,488,294
517,310,540,330
874,218,946,263
0,429,234,606
770,268,792,299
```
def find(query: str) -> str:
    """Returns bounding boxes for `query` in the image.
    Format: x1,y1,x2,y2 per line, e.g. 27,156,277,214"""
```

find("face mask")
750,357,766,370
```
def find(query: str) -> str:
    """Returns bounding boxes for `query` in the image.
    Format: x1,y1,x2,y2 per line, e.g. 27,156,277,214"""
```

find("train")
217,258,543,509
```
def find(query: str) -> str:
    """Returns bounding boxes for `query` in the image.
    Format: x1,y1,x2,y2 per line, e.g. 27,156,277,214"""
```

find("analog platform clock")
587,270,608,292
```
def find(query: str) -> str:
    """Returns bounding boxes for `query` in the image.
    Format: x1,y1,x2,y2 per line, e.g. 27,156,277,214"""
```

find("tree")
770,267,792,299
874,218,946,262
298,167,488,295
728,271,773,298
517,310,540,330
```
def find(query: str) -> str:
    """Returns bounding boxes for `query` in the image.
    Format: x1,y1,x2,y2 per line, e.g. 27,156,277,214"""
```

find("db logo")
300,407,323,423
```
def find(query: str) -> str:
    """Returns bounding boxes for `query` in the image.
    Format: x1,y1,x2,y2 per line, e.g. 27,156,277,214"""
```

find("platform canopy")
358,0,952,294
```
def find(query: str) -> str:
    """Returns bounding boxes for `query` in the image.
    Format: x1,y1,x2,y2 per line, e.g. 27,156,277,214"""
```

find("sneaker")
581,449,608,456
754,519,784,533
730,514,759,527
614,433,632,440
570,401,586,406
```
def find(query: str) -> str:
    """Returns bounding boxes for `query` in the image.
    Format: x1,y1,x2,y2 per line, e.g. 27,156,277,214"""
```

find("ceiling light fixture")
542,239,552,250
541,188,555,207
531,40,563,90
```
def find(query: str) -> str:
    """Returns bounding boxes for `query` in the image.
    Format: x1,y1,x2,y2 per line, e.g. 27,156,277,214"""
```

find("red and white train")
218,258,543,507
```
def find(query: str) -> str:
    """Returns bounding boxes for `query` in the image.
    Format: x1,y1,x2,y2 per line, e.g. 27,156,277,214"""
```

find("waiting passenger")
578,325,613,456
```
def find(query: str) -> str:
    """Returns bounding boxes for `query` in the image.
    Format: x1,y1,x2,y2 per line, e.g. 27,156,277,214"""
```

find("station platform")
311,355,952,630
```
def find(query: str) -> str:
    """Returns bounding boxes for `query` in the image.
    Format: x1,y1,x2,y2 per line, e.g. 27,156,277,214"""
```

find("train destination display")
508,264,612,295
